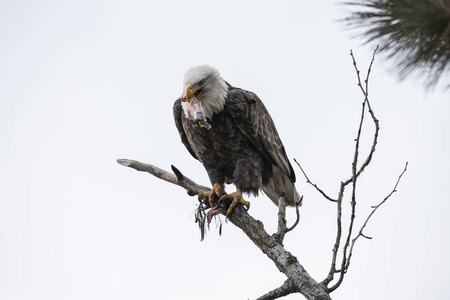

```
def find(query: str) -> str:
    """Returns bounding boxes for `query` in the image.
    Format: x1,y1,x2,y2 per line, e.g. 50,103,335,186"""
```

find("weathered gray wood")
117,159,331,300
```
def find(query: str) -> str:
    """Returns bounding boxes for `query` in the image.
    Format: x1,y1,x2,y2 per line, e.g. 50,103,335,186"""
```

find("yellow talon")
199,185,250,215
220,189,250,215
198,183,224,208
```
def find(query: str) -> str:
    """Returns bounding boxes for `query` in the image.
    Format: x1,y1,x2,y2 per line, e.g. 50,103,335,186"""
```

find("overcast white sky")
1,1,449,299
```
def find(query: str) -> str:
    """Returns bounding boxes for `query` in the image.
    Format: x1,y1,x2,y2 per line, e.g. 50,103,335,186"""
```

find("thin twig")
321,181,346,287
286,202,301,233
273,193,302,242
334,59,369,291
345,162,408,270
294,158,337,202
343,45,380,186
327,47,382,293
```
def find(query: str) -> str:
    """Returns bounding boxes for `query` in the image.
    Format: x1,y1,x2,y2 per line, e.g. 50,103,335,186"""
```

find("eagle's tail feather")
261,168,302,207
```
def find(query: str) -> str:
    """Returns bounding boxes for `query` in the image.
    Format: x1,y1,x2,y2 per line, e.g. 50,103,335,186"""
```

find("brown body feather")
174,83,298,206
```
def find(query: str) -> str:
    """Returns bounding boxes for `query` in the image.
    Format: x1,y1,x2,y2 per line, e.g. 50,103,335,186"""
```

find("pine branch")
343,0,450,88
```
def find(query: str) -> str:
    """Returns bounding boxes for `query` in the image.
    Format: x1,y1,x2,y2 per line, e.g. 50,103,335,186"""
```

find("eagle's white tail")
261,167,302,207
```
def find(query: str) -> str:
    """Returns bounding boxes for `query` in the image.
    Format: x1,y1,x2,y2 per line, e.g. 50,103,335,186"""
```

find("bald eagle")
173,65,301,212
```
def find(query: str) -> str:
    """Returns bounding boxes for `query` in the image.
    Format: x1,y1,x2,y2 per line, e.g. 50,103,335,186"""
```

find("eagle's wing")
173,98,198,160
225,84,296,183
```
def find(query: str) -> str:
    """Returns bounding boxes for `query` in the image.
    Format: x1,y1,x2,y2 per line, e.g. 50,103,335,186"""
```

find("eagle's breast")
181,106,259,183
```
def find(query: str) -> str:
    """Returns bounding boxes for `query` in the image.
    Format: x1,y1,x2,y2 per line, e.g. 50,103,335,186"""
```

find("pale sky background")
1,1,449,299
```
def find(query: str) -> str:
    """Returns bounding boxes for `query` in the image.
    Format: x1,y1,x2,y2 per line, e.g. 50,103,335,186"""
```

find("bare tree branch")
273,193,288,244
328,47,380,292
256,279,297,300
117,159,210,196
345,162,409,270
117,159,331,300
271,194,302,244
321,182,346,287
293,48,407,293
343,46,380,186
294,158,337,203
286,202,301,233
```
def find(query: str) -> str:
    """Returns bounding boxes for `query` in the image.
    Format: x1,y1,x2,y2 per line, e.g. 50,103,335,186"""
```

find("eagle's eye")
198,79,205,86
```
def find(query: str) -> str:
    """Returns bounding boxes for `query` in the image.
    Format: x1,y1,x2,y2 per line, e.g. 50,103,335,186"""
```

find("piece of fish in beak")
186,95,211,129
189,96,204,121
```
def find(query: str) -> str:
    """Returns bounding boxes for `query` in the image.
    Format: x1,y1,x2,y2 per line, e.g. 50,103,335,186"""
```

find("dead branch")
345,162,409,270
286,202,301,233
117,159,331,300
116,159,210,195
273,193,288,244
296,48,407,293
272,194,301,244
329,47,381,292
294,158,337,203
256,279,296,300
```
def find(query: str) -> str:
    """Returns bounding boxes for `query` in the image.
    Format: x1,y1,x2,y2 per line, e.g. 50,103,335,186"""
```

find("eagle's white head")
180,65,228,120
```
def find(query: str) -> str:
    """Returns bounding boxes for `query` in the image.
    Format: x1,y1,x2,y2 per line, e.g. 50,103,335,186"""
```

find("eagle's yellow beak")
185,83,195,103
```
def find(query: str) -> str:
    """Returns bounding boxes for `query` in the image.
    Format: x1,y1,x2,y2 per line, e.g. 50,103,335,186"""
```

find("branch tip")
171,165,185,181
117,159,133,166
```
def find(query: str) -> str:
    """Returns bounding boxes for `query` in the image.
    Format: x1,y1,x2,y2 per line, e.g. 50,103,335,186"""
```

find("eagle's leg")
198,183,225,208
220,189,250,215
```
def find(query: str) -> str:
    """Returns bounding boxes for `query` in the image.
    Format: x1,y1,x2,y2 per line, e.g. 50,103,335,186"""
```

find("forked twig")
329,47,380,292
345,162,408,269
295,47,406,292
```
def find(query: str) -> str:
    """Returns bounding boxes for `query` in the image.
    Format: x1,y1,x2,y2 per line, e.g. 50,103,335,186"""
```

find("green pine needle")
343,0,450,88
